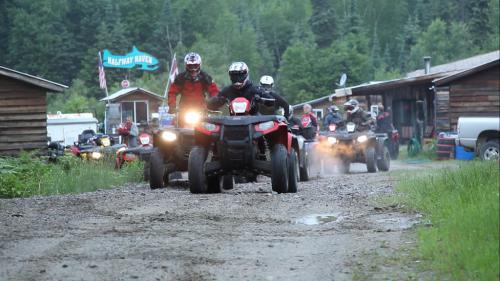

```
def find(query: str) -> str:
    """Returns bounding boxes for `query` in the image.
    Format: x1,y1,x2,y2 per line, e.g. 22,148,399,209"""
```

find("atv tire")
299,150,309,181
207,176,221,193
339,159,350,174
150,150,165,189
222,175,234,190
143,159,150,181
271,144,288,193
287,148,299,193
365,146,377,173
188,146,208,194
377,145,391,171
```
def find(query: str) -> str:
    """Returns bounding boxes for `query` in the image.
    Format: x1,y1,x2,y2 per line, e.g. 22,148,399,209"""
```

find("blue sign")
102,46,159,71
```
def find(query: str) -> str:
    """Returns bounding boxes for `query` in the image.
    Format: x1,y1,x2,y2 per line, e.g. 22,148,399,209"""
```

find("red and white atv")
188,97,302,194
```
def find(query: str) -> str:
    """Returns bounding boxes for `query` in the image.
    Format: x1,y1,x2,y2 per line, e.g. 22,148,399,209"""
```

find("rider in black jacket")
257,75,290,117
207,62,274,114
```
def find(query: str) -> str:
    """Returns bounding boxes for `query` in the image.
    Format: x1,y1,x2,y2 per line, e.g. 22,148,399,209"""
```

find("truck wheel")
223,175,234,190
287,148,299,193
480,140,499,160
188,146,208,194
271,144,289,194
377,146,390,171
149,150,165,189
299,151,309,181
365,146,377,173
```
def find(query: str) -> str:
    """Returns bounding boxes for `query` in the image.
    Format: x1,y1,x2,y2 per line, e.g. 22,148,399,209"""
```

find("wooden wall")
448,65,500,130
0,76,48,155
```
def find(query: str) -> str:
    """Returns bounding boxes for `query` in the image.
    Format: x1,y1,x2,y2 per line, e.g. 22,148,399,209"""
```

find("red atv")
115,132,154,180
188,97,301,194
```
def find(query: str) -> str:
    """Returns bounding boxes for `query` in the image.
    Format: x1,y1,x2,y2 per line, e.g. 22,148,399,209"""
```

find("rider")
207,62,273,114
301,104,318,139
375,103,393,134
168,52,219,126
323,105,343,129
343,99,374,131
258,75,290,117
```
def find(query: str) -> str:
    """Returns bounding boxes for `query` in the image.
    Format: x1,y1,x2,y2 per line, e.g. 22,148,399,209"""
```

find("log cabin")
0,66,67,155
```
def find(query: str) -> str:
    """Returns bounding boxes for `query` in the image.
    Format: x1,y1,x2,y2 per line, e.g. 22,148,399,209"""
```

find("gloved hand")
168,107,177,114
253,94,262,103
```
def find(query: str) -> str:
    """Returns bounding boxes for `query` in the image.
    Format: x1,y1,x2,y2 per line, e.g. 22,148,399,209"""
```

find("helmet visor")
344,105,354,111
230,72,247,84
186,64,200,72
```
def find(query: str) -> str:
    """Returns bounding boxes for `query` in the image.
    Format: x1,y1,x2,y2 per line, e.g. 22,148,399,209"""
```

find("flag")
169,54,178,83
98,51,107,90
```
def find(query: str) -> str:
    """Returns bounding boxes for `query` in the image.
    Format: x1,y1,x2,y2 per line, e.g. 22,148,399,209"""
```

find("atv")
188,97,304,194
115,132,154,181
320,122,390,173
149,111,201,189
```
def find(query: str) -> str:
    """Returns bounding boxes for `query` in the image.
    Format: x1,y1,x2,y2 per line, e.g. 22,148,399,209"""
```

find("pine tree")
468,0,491,48
309,0,336,48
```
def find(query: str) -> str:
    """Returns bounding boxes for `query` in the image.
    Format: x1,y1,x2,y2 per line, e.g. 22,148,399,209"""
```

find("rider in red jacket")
168,52,219,126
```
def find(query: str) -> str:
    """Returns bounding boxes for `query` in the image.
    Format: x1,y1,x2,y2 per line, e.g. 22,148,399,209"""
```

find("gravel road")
0,161,448,281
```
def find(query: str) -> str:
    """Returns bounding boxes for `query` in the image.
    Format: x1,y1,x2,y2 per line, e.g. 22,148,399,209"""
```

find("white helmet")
228,62,249,89
259,75,274,89
343,99,359,114
184,52,202,76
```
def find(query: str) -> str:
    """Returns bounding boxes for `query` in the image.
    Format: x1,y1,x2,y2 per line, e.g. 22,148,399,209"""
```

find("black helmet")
328,105,339,112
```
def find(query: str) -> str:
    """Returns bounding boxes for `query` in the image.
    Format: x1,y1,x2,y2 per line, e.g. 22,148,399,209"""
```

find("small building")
293,50,500,141
433,59,500,131
101,87,164,134
47,113,98,146
0,66,67,155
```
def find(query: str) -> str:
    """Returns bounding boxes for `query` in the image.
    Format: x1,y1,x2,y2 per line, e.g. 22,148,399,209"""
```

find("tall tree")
467,0,491,48
309,0,337,48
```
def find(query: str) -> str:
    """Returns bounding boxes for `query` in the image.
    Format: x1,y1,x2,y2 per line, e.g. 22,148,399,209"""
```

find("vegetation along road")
0,161,463,281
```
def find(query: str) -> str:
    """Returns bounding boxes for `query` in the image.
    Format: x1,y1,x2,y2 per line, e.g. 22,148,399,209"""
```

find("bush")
0,152,144,198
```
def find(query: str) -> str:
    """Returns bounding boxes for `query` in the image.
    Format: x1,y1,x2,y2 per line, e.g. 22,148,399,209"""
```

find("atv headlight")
185,111,201,125
256,121,276,132
201,122,219,132
91,151,102,159
357,135,368,143
327,137,337,144
101,137,110,147
161,131,177,142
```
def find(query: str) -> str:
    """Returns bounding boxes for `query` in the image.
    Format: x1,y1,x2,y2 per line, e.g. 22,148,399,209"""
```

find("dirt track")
0,161,445,281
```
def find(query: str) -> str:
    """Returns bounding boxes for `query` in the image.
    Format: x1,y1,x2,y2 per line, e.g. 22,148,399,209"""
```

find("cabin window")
313,108,323,120
121,101,149,124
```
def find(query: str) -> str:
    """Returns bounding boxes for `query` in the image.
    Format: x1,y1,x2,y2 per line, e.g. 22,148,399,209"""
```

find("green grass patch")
395,161,499,280
0,152,144,198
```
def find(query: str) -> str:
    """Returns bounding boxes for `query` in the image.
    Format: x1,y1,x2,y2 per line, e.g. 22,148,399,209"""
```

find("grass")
394,161,499,281
0,152,144,198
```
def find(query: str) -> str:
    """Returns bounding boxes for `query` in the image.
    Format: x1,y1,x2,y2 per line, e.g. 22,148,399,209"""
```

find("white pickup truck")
457,117,500,160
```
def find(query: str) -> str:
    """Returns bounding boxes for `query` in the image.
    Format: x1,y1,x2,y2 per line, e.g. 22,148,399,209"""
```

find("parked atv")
149,111,201,189
115,132,154,180
320,122,390,173
188,97,303,194
70,131,120,160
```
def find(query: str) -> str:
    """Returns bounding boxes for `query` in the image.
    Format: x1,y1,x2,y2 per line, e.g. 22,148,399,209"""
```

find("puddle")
293,213,342,225
370,213,419,231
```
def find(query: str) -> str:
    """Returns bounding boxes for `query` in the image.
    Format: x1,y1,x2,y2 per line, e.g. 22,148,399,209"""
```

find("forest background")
0,0,498,119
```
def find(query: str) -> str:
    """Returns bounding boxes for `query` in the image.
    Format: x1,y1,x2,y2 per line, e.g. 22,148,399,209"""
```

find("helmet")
228,62,249,89
184,52,202,76
328,105,339,112
259,75,274,90
343,99,359,114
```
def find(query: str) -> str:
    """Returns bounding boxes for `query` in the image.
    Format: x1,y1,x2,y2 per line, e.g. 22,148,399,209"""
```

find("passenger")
375,103,394,134
301,104,318,139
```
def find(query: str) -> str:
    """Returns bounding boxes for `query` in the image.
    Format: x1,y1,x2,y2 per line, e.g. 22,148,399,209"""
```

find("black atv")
320,122,390,173
149,111,201,189
188,97,304,194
